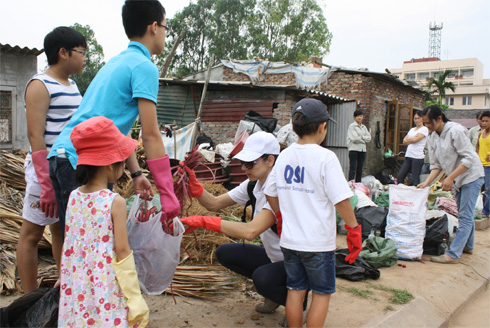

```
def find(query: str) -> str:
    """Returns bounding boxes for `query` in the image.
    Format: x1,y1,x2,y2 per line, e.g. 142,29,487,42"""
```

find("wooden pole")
191,54,215,147
160,30,185,78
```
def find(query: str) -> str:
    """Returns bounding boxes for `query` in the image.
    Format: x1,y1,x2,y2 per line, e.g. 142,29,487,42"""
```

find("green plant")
367,283,414,304
426,69,456,107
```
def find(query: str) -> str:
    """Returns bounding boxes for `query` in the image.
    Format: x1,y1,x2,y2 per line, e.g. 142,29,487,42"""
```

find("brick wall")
222,66,296,86
320,71,426,175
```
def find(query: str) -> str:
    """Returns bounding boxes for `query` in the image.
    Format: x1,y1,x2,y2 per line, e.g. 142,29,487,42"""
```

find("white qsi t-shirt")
265,143,353,252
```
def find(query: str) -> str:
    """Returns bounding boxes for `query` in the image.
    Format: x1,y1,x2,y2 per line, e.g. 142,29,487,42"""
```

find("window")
449,97,454,106
419,72,430,80
433,71,442,79
461,69,474,78
468,96,472,105
406,73,416,81
448,71,459,78
0,91,12,144
462,97,472,105
463,97,467,105
445,97,449,105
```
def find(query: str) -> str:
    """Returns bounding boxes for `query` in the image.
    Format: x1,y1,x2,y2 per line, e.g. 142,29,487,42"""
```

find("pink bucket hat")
70,116,138,166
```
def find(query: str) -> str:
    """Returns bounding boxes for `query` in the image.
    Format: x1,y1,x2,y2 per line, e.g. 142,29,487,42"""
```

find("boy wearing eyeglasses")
17,26,87,294
264,98,362,327
47,0,179,241
179,131,301,326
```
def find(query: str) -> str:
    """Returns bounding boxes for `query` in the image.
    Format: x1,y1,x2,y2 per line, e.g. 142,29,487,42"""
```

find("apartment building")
391,58,490,110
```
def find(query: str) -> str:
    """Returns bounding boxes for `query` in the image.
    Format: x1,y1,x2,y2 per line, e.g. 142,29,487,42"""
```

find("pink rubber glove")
31,150,58,218
179,216,222,234
184,166,203,198
147,155,180,221
344,224,362,264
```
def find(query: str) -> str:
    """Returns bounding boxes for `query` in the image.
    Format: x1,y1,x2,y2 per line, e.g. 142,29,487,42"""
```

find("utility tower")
428,22,443,59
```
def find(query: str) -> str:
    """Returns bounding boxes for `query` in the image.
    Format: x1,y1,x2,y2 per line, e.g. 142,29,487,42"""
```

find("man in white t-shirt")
468,112,483,150
264,98,361,328
179,132,299,325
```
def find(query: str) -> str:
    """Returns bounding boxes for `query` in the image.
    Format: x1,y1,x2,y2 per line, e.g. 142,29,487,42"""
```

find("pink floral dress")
58,188,129,327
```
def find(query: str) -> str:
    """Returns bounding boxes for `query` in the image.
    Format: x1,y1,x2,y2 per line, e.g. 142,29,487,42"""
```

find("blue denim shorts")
281,247,336,295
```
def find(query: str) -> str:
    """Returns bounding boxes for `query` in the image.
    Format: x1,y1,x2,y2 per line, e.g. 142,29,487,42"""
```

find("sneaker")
255,298,280,313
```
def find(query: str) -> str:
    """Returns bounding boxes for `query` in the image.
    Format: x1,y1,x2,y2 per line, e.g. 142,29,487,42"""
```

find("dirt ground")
1,230,489,328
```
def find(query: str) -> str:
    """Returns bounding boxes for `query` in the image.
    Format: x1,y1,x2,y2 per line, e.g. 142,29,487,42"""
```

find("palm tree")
426,69,456,105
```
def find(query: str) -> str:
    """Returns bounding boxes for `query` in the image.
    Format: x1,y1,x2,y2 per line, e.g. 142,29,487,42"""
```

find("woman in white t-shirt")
397,110,429,185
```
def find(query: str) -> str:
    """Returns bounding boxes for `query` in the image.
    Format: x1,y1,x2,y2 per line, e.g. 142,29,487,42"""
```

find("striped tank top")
25,73,82,151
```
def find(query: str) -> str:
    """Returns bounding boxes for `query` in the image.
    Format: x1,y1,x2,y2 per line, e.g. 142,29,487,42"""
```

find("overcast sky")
2,0,489,77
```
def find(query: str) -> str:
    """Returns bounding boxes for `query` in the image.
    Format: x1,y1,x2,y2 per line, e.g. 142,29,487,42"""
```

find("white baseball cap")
233,131,280,162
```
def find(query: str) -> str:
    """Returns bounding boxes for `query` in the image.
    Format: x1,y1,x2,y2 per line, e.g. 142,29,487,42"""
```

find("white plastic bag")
127,195,184,295
474,193,483,215
385,185,429,260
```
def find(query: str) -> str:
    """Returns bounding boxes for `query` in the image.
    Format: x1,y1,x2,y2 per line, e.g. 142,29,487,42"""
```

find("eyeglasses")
156,22,169,32
240,157,265,169
69,49,87,57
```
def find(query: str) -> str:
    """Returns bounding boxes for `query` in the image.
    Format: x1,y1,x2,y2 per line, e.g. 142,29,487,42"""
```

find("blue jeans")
448,177,484,259
281,247,336,295
483,167,490,215
397,157,424,185
348,151,366,182
48,156,79,240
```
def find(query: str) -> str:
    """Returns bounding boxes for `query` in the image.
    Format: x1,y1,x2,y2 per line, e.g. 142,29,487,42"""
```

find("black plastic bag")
244,110,278,133
1,287,60,328
354,206,388,240
374,170,395,185
423,215,449,255
196,132,214,149
335,249,381,281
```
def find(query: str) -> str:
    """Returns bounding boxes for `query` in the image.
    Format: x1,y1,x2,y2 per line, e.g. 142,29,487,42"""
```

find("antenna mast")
428,22,443,59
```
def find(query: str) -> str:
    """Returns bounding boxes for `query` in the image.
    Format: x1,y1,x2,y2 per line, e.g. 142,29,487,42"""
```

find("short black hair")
122,0,166,39
413,110,422,118
476,111,483,119
75,162,124,185
480,111,490,119
353,110,363,117
44,27,87,65
292,112,324,138
421,105,449,123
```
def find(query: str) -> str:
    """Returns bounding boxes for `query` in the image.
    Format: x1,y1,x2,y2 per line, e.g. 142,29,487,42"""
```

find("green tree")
426,69,456,107
249,0,332,62
161,0,332,77
69,23,105,95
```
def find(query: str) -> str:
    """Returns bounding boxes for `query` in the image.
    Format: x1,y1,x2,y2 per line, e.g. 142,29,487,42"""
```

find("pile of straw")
0,150,247,297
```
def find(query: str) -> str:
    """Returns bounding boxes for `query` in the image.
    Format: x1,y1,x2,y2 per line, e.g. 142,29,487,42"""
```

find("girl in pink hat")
58,117,148,327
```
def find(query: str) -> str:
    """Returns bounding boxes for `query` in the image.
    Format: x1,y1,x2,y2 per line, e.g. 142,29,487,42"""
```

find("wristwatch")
130,170,143,179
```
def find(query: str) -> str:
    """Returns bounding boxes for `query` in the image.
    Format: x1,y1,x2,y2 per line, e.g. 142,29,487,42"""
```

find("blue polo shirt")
48,41,159,168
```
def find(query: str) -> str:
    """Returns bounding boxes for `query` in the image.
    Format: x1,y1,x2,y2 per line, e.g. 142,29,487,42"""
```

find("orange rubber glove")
184,166,204,198
275,211,282,237
179,216,222,234
344,224,362,264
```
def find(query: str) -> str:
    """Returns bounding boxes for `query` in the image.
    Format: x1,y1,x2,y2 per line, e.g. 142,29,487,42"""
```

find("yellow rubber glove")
113,251,149,327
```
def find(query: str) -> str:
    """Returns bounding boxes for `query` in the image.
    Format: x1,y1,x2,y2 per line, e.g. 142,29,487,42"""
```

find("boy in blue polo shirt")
265,98,362,327
48,0,179,239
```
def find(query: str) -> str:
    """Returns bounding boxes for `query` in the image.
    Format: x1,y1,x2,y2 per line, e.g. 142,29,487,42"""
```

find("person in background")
265,98,362,327
58,117,148,327
418,105,484,264
179,132,299,327
397,110,429,185
468,111,483,150
17,26,86,294
475,110,490,218
347,110,371,182
47,0,179,241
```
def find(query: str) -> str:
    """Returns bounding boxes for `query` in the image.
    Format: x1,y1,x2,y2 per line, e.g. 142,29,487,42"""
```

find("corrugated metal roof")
0,43,44,56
